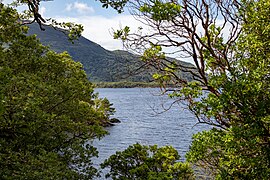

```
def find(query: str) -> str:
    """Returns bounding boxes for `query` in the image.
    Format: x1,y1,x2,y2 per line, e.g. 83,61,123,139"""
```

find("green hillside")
27,23,194,84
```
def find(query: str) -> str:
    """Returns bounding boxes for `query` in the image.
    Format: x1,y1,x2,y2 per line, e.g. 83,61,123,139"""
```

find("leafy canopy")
0,3,113,179
101,143,194,180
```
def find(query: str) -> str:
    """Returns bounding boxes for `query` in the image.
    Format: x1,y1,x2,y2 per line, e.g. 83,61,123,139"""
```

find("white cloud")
40,6,46,17
65,2,94,14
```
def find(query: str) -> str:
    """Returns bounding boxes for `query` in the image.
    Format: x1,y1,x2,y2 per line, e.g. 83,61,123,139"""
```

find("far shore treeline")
95,81,160,88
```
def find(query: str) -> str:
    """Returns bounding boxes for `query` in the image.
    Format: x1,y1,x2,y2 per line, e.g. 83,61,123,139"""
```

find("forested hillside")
27,23,194,83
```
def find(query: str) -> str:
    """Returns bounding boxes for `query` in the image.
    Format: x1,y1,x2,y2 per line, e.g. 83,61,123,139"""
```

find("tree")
186,1,270,178
111,0,270,179
0,4,113,179
101,143,194,180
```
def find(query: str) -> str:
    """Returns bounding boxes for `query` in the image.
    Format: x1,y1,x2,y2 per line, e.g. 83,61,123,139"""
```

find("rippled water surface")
92,88,209,168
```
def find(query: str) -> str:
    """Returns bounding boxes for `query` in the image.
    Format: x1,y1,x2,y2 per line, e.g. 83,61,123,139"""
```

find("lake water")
92,88,209,174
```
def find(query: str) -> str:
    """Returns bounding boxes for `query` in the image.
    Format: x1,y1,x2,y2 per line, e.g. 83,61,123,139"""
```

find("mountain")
27,23,194,84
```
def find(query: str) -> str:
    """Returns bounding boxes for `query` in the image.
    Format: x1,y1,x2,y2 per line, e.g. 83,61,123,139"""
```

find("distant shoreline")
94,81,160,88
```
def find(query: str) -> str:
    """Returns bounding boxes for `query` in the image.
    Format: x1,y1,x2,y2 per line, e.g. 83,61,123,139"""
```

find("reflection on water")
92,88,209,170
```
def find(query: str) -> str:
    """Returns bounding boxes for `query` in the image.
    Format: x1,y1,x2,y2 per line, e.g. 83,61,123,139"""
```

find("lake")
92,88,209,171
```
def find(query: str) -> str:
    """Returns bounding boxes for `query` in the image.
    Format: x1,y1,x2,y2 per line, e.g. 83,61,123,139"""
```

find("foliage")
187,126,270,179
0,4,114,179
101,143,194,180
139,1,181,21
112,0,270,179
99,0,129,13
187,0,270,179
